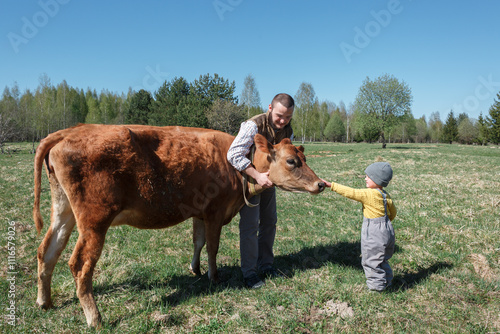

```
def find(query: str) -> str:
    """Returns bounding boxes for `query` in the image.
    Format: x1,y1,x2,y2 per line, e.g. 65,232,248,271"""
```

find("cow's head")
253,134,325,194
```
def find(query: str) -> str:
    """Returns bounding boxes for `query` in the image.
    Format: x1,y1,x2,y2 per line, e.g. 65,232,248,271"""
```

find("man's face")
269,102,293,129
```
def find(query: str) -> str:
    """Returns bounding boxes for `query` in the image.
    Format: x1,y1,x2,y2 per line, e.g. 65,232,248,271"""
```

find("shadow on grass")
389,262,453,292
277,241,364,272
278,241,453,293
92,241,452,318
92,263,243,312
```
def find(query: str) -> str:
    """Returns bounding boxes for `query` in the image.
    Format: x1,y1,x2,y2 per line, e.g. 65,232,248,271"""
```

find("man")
227,93,294,289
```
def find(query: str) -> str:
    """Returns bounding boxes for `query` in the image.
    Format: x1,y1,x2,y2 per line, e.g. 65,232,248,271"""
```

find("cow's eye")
286,158,295,165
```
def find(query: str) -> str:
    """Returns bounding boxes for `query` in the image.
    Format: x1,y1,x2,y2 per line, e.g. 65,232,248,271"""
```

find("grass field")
0,141,499,333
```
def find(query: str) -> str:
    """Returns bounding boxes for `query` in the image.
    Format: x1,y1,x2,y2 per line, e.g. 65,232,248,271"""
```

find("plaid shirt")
227,121,258,171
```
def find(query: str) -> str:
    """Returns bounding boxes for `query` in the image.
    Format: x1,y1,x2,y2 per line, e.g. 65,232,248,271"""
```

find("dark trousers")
239,188,277,278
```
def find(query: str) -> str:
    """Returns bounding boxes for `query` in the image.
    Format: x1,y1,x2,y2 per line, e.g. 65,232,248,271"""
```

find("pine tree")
85,90,101,124
477,113,489,145
441,111,458,144
190,73,237,109
487,92,500,144
151,77,190,126
125,89,152,125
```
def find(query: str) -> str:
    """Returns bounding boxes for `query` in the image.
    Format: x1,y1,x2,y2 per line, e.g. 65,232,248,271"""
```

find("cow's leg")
205,220,223,283
37,177,76,309
190,218,205,276
68,227,108,327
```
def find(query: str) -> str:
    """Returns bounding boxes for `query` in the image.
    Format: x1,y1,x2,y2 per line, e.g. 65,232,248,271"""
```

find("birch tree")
294,82,316,143
240,74,262,118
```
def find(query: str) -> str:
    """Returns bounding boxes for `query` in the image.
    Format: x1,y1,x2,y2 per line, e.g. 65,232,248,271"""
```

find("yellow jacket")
331,183,397,221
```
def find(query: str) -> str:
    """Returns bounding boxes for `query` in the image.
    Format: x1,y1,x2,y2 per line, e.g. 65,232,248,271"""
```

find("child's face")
365,175,380,189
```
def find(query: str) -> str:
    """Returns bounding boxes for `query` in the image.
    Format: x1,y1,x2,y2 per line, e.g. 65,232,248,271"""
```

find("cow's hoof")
189,264,202,276
208,273,220,284
36,300,53,310
87,317,103,329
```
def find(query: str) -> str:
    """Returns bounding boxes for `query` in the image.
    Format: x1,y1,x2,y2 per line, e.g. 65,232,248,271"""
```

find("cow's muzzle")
317,181,326,193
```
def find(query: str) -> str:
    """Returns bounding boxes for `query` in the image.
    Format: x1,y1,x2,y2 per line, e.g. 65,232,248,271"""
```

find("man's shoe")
245,274,265,289
261,267,284,279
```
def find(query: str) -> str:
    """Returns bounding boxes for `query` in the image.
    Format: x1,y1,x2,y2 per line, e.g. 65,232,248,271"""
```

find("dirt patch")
151,311,169,323
297,300,354,333
318,300,354,318
469,253,495,282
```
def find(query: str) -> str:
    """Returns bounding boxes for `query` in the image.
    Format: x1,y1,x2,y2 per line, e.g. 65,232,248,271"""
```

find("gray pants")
361,216,395,291
239,188,277,278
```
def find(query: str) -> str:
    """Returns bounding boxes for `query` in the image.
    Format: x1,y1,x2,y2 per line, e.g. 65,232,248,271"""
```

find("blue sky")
1,0,499,121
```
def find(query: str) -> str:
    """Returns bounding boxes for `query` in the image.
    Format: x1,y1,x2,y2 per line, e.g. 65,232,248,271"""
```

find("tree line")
1,72,499,153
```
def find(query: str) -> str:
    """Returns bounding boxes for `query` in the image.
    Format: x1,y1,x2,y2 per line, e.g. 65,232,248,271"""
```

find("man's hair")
271,93,294,109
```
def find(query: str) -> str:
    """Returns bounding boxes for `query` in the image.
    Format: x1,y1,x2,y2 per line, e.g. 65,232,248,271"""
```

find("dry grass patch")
469,253,497,282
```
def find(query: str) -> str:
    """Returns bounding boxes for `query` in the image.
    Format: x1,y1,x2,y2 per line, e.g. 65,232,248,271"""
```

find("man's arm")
227,121,273,188
227,121,257,171
243,166,272,188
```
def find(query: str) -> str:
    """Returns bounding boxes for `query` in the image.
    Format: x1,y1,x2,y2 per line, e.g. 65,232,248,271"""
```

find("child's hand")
321,179,331,188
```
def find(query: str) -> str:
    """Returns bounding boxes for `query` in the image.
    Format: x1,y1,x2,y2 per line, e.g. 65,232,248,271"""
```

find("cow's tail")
33,131,66,235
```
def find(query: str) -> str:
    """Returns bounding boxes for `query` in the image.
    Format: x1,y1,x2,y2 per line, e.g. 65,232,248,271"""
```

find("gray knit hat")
364,162,393,187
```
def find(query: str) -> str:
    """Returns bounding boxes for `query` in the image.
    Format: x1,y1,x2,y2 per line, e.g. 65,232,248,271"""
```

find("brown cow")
33,124,325,327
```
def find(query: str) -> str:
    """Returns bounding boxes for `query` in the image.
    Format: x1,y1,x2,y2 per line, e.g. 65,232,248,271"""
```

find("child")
323,162,397,292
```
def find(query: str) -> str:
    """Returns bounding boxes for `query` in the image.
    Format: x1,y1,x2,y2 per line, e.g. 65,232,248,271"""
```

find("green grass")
1,141,499,333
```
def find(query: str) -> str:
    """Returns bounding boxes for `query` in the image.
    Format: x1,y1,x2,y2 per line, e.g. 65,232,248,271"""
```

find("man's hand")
244,166,273,188
254,171,273,188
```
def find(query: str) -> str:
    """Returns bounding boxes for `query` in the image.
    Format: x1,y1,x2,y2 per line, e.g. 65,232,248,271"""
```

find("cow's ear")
296,145,305,153
254,134,273,154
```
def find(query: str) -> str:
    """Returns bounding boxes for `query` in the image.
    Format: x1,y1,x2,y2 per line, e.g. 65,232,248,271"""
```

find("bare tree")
0,113,15,154
240,74,261,118
206,99,245,135
294,82,317,143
